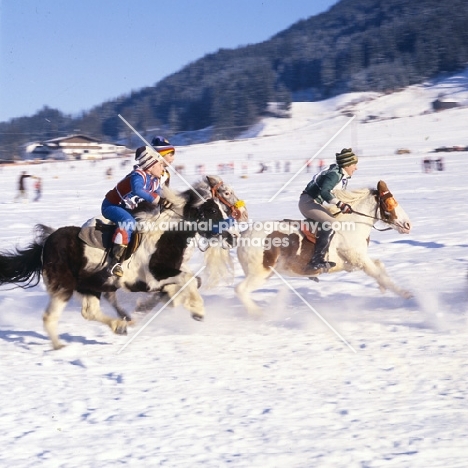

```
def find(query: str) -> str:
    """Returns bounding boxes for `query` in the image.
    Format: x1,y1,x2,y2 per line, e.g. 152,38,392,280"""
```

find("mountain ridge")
1,0,468,159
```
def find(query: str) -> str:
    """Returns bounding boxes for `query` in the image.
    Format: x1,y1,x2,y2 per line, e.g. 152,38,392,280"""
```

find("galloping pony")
0,176,242,349
235,180,412,313
107,175,248,316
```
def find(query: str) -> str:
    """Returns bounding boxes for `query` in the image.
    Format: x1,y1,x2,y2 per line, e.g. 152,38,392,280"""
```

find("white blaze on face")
393,203,412,234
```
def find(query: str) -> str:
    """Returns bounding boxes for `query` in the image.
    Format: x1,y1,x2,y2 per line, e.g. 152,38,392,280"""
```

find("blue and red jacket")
105,167,161,208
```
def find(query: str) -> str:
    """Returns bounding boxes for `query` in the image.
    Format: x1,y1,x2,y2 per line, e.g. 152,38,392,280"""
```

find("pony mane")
178,179,212,207
332,187,375,204
161,185,187,208
134,179,214,225
132,185,184,224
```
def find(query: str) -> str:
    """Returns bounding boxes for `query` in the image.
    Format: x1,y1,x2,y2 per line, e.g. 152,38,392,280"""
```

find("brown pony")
235,181,412,313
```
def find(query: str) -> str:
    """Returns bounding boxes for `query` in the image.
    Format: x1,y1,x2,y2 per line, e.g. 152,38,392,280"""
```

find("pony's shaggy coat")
235,181,412,313
0,176,241,350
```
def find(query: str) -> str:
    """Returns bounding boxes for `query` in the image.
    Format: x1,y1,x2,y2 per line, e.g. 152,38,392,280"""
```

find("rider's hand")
336,201,352,214
160,198,173,210
124,195,139,210
151,196,161,206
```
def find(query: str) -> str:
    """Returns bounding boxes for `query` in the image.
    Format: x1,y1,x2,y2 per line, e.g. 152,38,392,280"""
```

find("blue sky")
0,0,337,123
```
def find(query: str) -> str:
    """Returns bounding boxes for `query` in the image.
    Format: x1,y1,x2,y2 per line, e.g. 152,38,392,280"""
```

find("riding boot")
305,228,336,272
107,244,127,277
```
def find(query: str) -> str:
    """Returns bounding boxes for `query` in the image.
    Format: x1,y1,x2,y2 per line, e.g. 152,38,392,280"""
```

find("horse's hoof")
191,313,204,322
52,343,66,350
196,276,202,288
308,276,320,282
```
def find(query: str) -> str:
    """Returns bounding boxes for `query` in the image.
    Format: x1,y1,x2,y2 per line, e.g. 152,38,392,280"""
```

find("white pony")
235,180,412,313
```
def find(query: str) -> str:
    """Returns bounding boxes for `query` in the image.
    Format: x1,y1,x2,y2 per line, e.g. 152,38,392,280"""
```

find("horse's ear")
377,180,389,193
205,175,222,188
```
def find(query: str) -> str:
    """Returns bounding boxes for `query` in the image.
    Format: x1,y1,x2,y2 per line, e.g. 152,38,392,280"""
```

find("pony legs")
159,272,205,320
235,269,271,314
43,294,70,350
80,294,129,336
135,292,167,313
102,291,133,321
360,257,412,299
43,293,130,350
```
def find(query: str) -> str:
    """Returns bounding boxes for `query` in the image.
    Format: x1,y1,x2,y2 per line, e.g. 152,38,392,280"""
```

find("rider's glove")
160,198,173,210
123,195,140,210
336,201,352,214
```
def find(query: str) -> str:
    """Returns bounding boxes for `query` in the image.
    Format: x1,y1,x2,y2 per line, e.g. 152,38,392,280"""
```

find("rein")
163,205,184,219
333,189,396,232
333,208,390,230
352,208,392,231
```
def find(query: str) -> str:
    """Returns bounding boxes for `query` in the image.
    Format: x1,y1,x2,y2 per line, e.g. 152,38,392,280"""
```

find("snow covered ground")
1,69,468,467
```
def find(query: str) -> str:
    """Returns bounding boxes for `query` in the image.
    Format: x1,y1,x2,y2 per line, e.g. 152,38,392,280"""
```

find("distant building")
432,99,459,112
23,134,129,160
24,143,55,160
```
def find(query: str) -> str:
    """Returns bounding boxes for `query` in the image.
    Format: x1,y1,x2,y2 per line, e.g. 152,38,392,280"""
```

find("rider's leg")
108,232,128,277
101,200,135,277
298,193,337,271
306,224,335,270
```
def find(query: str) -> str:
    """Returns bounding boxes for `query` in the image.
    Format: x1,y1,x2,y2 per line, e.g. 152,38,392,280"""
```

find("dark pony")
0,176,240,349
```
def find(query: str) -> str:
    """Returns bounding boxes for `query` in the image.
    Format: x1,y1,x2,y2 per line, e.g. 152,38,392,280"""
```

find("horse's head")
181,181,240,249
376,180,411,234
205,175,249,222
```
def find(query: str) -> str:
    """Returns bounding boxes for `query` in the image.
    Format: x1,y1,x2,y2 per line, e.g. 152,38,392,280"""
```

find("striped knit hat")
135,146,162,171
336,148,358,167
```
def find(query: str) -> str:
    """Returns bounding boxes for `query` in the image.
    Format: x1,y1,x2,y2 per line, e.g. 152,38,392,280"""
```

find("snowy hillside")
0,70,468,467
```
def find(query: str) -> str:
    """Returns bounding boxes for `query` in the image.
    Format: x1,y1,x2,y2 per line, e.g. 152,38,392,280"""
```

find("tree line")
1,0,467,160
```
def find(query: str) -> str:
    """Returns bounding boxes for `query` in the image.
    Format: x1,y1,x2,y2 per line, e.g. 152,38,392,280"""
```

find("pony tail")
0,224,53,289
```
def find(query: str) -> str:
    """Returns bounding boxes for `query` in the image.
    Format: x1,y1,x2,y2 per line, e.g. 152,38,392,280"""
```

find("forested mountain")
1,0,468,159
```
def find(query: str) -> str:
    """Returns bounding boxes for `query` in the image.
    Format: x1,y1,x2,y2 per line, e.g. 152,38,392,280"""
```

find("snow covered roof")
44,134,101,144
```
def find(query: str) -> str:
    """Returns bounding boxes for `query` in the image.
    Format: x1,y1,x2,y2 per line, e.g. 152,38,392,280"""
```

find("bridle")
210,181,246,221
376,188,399,223
159,181,243,248
337,188,399,232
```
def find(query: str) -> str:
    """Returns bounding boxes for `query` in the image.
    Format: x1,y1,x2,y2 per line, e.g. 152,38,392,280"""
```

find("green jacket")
303,164,349,204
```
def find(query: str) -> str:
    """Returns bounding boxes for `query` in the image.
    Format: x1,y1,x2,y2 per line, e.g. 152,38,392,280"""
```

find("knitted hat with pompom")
336,148,358,167
135,146,161,171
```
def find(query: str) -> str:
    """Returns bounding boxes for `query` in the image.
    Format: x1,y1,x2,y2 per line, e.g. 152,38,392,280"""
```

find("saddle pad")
281,219,317,244
300,226,317,244
78,217,114,250
78,216,143,257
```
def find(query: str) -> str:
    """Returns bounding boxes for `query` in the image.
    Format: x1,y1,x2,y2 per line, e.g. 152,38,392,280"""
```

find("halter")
210,181,246,221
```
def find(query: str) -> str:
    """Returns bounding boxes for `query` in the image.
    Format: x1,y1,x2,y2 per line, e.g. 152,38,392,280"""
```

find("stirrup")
109,263,124,277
